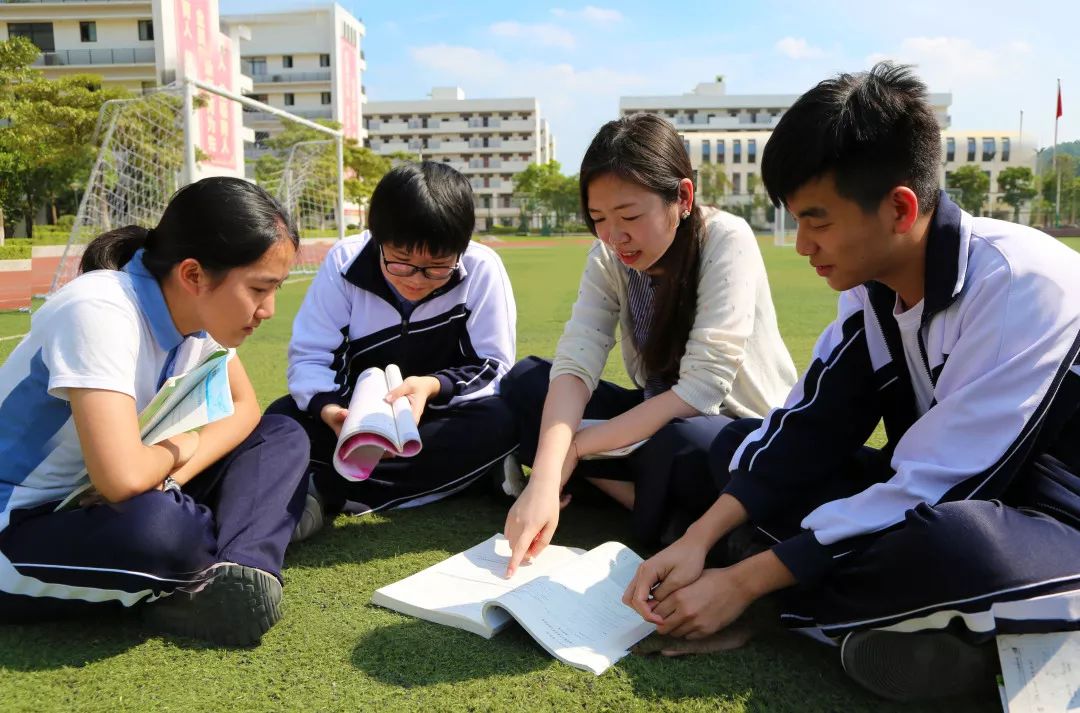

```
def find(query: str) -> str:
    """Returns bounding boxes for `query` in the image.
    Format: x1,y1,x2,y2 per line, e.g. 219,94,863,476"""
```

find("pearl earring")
681,209,691,220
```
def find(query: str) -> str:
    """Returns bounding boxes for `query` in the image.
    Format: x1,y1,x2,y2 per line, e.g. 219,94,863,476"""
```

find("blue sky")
221,0,1080,172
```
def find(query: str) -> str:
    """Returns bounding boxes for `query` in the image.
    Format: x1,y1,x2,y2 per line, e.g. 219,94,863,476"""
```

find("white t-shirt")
893,297,934,416
0,252,222,531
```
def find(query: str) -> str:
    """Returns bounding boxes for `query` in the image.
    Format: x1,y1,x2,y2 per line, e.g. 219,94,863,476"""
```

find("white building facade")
942,130,1038,218
0,0,158,94
365,88,557,230
223,4,366,142
622,78,955,215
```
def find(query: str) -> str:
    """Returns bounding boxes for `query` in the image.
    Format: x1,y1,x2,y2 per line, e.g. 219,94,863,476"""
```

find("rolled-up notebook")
333,364,422,480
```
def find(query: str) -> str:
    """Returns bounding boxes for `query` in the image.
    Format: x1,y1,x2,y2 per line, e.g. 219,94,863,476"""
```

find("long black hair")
81,176,299,278
580,113,704,386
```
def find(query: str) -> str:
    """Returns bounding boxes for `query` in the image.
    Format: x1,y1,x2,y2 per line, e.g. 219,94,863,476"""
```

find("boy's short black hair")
368,161,475,256
761,62,942,214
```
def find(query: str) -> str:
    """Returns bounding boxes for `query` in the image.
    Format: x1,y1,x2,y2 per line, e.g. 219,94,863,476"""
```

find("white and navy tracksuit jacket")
288,233,516,417
273,232,519,513
717,193,1080,637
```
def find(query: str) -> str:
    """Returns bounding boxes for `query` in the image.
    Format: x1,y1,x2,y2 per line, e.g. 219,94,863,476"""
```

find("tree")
512,160,579,231
696,162,729,207
997,166,1037,223
0,37,127,238
949,164,990,216
1040,154,1079,226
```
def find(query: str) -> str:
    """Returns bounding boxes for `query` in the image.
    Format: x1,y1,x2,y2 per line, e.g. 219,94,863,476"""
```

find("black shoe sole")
841,629,995,701
142,564,283,648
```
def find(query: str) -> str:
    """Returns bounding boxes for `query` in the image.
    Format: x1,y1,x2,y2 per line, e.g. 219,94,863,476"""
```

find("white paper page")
487,541,656,675
997,632,1080,712
53,350,233,512
142,355,234,445
371,535,583,637
138,350,230,435
577,419,648,460
384,364,419,449
339,367,396,444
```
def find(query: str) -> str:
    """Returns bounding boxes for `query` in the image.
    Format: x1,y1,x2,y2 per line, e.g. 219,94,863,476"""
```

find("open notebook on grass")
996,631,1080,712
333,364,422,480
56,349,234,511
370,534,656,675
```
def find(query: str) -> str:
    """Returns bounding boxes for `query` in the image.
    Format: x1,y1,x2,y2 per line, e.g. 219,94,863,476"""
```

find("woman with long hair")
500,114,797,575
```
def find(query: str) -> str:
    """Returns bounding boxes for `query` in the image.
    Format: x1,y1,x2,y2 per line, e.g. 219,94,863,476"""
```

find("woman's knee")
500,356,552,413
708,418,762,481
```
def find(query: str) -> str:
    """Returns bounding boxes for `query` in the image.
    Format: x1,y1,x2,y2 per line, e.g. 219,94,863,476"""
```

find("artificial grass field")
3,236,1077,711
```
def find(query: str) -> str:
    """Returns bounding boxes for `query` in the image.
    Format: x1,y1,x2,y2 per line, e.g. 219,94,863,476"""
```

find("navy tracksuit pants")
711,417,1080,641
266,393,518,515
0,415,310,621
500,356,734,543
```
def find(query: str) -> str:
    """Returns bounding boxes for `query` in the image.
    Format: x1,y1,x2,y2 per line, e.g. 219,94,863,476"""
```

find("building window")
138,19,154,41
701,140,711,164
242,57,267,75
717,139,725,164
282,55,293,68
982,137,996,162
733,139,742,164
284,93,295,106
1002,137,1011,162
946,137,955,162
321,92,331,105
320,54,331,67
79,21,97,43
748,139,757,164
7,23,55,52
966,137,976,162
683,139,690,157
732,173,742,194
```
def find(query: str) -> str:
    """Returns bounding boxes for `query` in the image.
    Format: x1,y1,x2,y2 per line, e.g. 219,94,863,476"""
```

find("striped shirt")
625,268,671,398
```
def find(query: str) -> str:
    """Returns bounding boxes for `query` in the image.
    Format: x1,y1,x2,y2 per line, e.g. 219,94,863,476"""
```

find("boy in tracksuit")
267,161,518,539
622,63,1080,701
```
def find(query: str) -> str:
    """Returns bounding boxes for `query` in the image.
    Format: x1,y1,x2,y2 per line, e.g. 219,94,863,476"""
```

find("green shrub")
0,245,32,260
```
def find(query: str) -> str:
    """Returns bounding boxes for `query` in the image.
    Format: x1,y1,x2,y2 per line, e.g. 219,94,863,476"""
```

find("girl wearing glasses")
500,114,797,576
268,161,517,539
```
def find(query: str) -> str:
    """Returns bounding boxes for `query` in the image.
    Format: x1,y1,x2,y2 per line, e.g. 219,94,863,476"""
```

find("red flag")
1058,81,1063,119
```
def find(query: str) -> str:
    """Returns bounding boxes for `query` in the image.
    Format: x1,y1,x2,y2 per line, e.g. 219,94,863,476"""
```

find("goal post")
49,77,347,295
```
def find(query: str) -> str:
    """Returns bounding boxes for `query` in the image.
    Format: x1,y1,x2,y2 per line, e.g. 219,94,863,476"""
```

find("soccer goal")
49,78,346,295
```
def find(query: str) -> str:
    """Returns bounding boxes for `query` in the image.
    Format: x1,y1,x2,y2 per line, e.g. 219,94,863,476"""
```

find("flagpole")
1055,78,1061,228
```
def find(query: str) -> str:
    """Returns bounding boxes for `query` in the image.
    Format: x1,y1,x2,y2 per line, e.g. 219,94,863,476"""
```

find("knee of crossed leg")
500,356,551,414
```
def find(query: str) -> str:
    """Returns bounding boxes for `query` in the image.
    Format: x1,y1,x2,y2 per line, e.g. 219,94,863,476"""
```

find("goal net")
49,82,344,294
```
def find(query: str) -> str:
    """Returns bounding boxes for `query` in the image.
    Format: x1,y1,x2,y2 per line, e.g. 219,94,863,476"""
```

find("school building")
620,78,1036,220
364,88,557,231
222,3,366,143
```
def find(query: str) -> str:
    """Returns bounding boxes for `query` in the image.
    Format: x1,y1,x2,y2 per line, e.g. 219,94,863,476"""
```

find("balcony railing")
7,0,145,4
248,71,331,83
34,48,155,66
243,108,333,122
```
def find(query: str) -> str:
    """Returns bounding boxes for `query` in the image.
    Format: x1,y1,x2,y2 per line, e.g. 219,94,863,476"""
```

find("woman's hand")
385,376,441,424
503,477,563,578
158,430,200,472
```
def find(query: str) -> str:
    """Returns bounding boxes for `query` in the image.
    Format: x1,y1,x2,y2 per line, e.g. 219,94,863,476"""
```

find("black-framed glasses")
380,245,459,280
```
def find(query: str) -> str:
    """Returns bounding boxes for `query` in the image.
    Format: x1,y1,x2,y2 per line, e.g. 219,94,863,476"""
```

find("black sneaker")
841,629,996,701
142,563,283,647
291,475,328,543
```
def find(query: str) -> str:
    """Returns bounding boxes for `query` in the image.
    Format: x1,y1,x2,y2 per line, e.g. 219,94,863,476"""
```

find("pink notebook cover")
336,432,422,481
